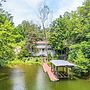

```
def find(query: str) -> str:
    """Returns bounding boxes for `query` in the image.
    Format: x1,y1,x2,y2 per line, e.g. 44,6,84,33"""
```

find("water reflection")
35,67,46,90
10,67,25,90
0,65,90,90
35,66,52,90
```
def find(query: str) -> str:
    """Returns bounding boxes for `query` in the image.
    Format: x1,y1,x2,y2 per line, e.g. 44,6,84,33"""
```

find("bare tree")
0,0,6,6
39,3,50,60
39,3,50,40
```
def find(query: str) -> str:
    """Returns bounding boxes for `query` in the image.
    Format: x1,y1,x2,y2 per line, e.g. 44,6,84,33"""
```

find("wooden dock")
42,62,59,81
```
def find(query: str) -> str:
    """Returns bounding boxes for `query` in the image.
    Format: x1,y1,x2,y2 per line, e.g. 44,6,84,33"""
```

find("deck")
42,62,59,81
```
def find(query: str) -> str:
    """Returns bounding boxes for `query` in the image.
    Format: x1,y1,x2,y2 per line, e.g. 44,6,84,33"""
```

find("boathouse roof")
50,60,75,67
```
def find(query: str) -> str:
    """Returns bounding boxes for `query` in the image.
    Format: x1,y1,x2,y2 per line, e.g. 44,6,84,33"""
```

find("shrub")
18,47,31,60
68,46,90,77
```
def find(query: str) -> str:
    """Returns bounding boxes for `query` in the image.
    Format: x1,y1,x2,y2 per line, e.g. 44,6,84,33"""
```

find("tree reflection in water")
10,67,25,90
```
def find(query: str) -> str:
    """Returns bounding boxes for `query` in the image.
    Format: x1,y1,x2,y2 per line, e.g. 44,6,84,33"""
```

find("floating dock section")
42,62,59,81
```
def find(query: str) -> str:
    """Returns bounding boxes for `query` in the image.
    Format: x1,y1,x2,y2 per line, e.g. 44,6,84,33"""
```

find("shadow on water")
0,67,12,90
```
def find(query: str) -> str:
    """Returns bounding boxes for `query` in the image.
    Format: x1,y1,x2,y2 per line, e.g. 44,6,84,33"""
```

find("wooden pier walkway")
42,62,59,81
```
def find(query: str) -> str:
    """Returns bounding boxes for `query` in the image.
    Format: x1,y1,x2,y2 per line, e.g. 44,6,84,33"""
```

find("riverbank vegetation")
0,0,90,78
7,57,41,67
49,0,90,77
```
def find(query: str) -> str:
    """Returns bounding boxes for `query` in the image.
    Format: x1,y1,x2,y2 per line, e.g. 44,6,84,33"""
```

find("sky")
2,0,84,26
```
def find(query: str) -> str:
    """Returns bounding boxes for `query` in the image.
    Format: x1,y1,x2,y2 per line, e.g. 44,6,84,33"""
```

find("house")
33,41,55,57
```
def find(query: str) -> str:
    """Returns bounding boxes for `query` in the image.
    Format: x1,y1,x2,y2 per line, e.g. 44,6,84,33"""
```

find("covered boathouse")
50,60,75,79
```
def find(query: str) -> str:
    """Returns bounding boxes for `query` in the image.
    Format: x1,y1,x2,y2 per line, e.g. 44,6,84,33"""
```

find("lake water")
0,64,90,90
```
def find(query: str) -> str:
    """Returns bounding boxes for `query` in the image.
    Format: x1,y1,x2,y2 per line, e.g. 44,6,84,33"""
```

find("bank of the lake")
0,64,90,90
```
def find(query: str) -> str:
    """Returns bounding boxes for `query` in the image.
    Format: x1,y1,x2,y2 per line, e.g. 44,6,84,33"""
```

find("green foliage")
49,16,69,50
49,0,90,77
0,46,15,66
47,52,52,61
0,8,15,66
16,20,39,52
7,57,41,67
14,34,24,43
68,42,90,76
69,49,90,76
18,46,31,60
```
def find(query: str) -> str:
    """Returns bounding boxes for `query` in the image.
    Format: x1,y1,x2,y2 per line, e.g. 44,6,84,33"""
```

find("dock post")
56,66,59,77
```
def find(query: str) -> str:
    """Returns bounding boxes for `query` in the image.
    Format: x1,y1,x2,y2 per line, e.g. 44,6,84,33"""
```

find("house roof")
35,41,48,44
50,60,75,67
36,45,51,49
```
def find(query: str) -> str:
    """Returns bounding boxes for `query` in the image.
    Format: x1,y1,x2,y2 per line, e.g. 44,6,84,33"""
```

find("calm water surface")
0,65,90,90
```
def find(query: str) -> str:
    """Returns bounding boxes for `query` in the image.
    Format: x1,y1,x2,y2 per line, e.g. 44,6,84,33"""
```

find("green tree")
0,9,15,66
16,20,39,55
49,0,90,76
